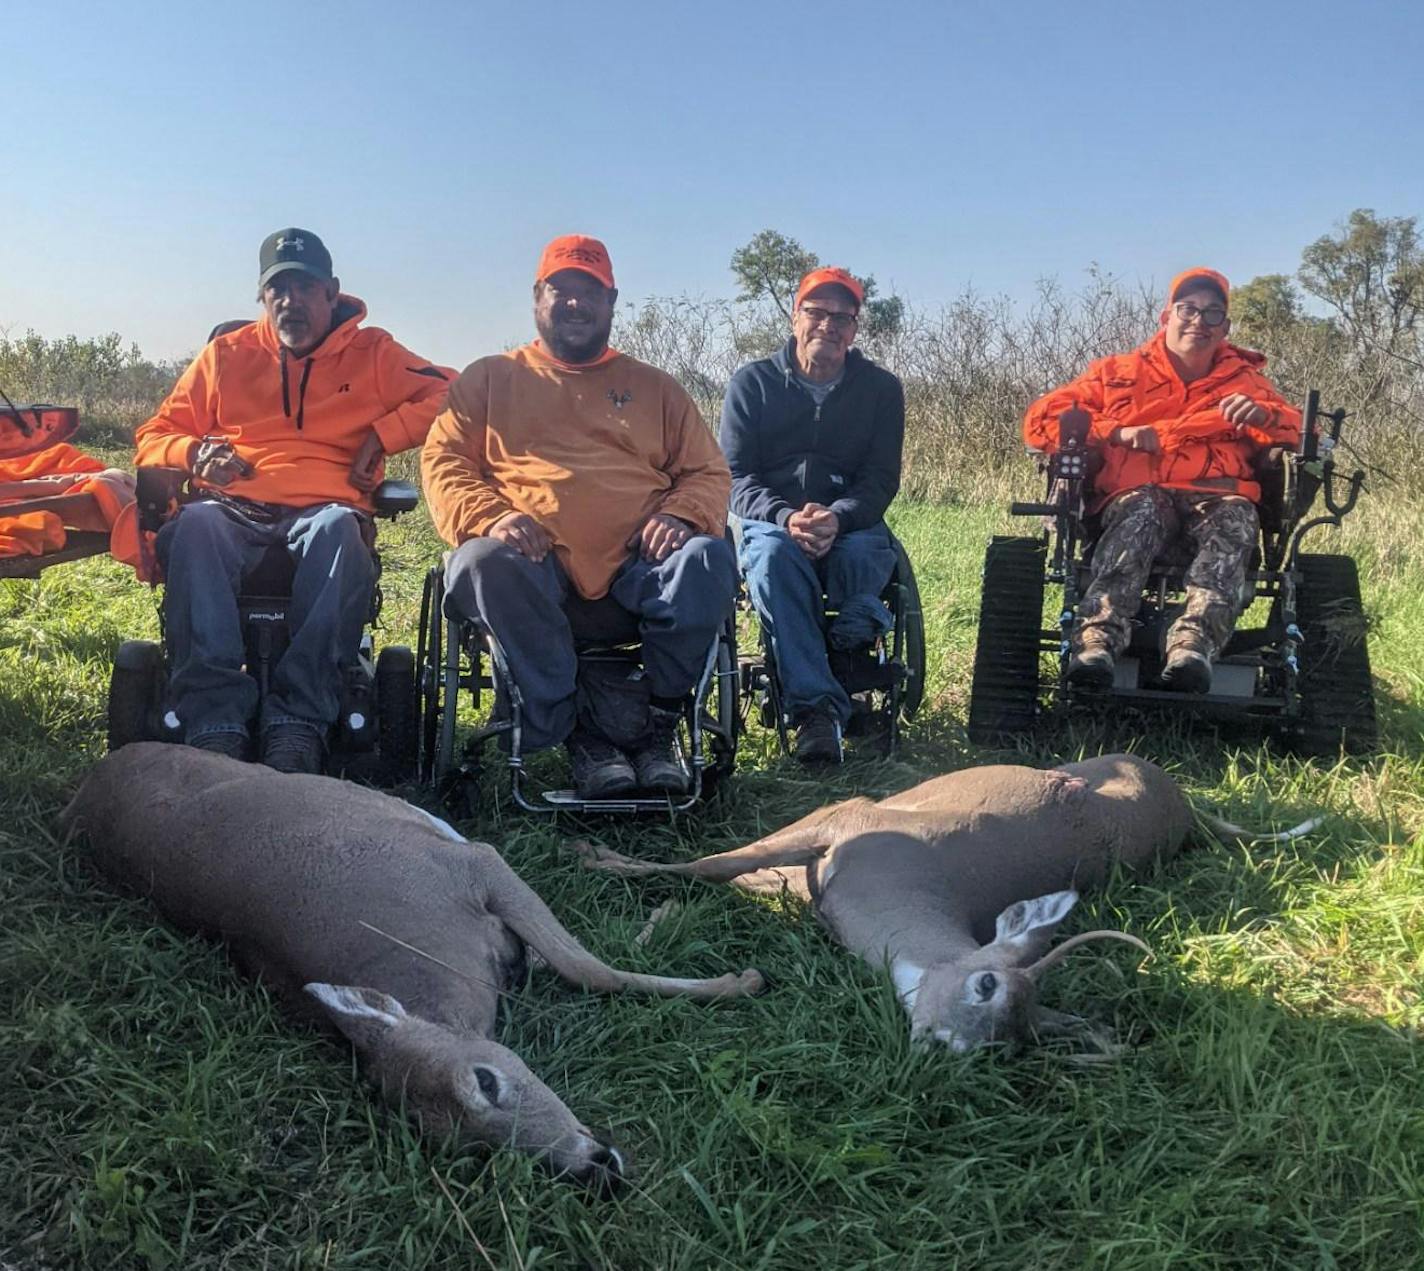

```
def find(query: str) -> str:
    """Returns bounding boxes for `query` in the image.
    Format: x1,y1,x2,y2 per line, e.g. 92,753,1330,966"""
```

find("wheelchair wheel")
699,616,740,795
967,537,1046,744
890,537,926,723
1291,553,1376,756
108,640,165,751
376,645,418,783
417,565,444,783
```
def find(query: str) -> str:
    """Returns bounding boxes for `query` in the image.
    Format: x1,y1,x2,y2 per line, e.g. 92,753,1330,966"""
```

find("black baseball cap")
258,228,334,288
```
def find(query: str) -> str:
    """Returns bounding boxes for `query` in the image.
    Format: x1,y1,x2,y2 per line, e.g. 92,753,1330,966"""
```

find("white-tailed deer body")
582,754,1300,1051
64,743,763,1189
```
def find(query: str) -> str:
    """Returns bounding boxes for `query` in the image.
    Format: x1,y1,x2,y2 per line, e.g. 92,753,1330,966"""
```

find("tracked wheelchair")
106,465,422,783
738,529,926,758
967,391,1375,755
417,557,740,815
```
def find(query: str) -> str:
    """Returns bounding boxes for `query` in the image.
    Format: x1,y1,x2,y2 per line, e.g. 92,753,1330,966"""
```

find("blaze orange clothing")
134,297,452,511
422,341,731,599
0,442,135,559
1023,331,1301,509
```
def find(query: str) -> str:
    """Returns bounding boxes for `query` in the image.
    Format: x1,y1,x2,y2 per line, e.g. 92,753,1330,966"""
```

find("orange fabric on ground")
422,341,731,599
0,511,65,556
1022,330,1301,509
135,297,452,511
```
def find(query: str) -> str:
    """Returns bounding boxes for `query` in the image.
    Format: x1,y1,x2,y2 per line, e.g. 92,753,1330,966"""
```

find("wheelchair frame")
739,530,926,758
967,390,1376,754
106,470,422,784
417,560,740,815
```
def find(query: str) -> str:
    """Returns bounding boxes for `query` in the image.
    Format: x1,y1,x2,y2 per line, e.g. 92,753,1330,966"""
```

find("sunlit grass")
1,488,1420,1269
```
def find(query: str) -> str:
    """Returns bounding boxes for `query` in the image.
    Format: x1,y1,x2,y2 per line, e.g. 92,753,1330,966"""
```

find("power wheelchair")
417,558,739,815
738,530,927,758
967,391,1375,755
106,466,422,784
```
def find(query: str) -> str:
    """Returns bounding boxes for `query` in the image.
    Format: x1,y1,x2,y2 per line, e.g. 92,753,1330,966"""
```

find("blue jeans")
443,534,738,751
738,519,897,725
155,499,375,742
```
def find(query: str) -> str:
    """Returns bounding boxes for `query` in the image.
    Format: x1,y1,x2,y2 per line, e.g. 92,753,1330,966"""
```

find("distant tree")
1298,209,1424,358
729,229,905,354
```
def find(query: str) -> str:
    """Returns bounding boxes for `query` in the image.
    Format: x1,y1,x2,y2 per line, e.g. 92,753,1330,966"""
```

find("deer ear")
305,983,409,1047
991,890,1078,959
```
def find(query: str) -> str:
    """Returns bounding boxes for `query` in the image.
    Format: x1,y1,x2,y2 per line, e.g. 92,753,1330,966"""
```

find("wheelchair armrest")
1252,446,1291,533
372,479,420,518
135,465,191,533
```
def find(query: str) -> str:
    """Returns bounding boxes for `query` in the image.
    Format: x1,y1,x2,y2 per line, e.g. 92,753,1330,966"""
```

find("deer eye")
472,1065,502,1105
975,973,998,1000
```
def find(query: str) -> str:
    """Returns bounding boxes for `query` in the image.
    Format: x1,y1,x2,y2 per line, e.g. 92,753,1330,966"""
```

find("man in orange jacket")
135,229,451,772
422,235,736,799
1022,268,1301,693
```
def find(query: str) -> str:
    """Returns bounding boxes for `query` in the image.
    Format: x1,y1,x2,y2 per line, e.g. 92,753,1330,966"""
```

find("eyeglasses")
1172,301,1228,328
799,305,858,331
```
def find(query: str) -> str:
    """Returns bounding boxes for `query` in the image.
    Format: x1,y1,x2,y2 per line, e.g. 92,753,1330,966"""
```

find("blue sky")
4,0,1421,372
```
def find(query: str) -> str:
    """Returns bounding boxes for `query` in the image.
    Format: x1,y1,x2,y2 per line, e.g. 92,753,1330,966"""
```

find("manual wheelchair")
417,558,739,815
967,390,1375,755
738,529,926,758
106,466,422,784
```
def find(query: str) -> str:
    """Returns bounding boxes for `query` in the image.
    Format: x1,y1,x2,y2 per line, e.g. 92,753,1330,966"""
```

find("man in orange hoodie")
135,229,451,772
1022,268,1301,693
422,235,735,799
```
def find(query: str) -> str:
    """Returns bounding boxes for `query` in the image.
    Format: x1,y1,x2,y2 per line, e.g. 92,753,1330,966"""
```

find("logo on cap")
275,236,306,253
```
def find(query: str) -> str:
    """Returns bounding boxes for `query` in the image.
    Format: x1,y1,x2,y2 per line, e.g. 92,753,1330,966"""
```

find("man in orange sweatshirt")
1022,268,1301,693
135,229,451,772
422,235,735,798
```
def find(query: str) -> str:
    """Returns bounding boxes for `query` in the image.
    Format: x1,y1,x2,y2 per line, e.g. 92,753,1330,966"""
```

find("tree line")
5,209,1420,497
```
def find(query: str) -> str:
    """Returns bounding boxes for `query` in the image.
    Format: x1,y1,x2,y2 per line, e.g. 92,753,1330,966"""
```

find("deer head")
906,891,1149,1051
306,984,625,1192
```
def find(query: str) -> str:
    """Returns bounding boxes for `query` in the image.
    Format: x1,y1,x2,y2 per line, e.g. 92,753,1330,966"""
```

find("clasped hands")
488,510,694,564
1110,394,1270,455
787,502,839,559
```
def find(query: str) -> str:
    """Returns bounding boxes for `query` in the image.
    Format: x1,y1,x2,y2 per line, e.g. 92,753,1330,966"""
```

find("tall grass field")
2,463,1421,1269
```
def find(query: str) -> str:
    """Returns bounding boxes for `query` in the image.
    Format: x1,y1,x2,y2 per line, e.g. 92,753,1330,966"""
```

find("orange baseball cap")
1169,267,1230,305
796,266,865,311
536,234,615,289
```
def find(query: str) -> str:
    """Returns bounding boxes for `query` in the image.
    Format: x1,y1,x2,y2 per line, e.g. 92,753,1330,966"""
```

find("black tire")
891,537,927,722
700,618,740,796
967,537,1046,744
1292,553,1376,756
108,640,165,751
376,645,419,783
417,566,444,783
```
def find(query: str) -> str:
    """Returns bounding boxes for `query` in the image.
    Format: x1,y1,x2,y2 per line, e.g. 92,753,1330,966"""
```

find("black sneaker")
793,711,842,765
629,706,689,794
188,731,249,761
566,731,638,799
261,722,326,775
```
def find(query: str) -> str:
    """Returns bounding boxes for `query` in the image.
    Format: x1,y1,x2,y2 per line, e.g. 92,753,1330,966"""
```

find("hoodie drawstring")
294,357,313,432
278,346,313,430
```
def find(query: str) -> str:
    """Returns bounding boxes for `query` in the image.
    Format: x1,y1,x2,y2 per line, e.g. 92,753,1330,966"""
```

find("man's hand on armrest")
488,511,553,562
347,428,385,493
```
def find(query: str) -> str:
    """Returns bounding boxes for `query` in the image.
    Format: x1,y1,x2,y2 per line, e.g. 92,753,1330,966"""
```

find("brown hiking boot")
1067,646,1115,689
260,722,326,775
1162,646,1212,694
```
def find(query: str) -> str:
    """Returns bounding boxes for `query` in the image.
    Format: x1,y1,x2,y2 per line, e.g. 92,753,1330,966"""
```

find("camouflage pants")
1076,486,1259,659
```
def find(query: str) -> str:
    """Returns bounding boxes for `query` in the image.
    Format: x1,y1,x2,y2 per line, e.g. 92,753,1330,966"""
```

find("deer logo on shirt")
608,390,632,410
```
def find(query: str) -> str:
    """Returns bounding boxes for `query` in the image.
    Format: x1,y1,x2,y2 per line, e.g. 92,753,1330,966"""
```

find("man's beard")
539,314,611,363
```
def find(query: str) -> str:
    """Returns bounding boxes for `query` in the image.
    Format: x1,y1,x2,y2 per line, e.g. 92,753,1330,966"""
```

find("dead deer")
579,753,1318,1052
62,743,763,1191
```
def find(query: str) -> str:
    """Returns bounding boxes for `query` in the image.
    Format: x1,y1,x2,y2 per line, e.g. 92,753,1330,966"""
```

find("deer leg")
480,848,764,1000
572,797,871,884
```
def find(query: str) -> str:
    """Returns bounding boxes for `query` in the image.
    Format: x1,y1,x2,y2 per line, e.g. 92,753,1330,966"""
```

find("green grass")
2,482,1422,1269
